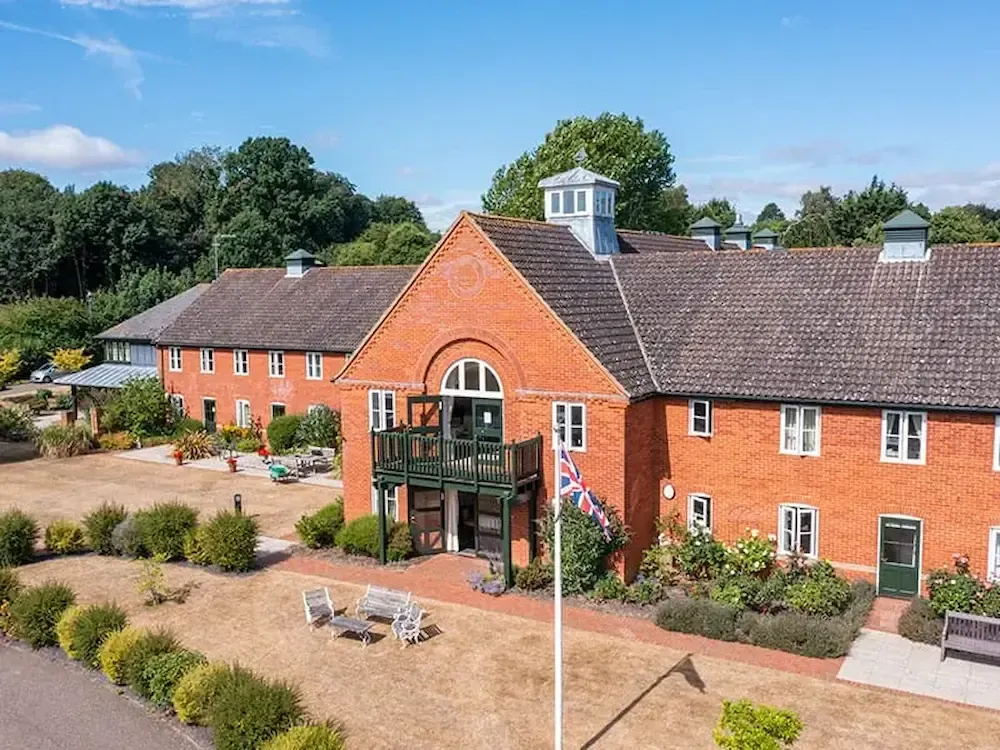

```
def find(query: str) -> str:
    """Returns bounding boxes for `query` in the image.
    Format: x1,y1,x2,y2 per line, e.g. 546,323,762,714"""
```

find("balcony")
372,428,542,493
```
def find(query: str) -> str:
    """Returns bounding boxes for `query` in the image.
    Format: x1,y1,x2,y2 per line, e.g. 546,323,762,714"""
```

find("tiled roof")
616,230,711,255
97,284,210,342
469,214,657,397
157,266,416,352
612,244,1000,410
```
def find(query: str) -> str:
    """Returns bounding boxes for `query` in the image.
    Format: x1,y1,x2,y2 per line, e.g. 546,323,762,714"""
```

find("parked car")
29,363,67,383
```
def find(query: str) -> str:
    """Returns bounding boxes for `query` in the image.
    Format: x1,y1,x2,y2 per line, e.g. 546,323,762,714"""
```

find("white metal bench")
391,602,426,647
303,588,334,627
942,611,1000,661
356,585,411,620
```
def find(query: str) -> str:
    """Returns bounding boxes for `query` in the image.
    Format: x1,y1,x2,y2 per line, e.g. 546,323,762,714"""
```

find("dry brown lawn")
0,453,337,537
14,556,1000,750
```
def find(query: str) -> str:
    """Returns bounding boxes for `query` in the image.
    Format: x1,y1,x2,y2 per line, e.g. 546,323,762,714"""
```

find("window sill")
880,456,926,466
778,450,820,458
688,431,712,438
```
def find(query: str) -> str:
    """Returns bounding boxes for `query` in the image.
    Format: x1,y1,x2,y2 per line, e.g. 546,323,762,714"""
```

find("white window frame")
989,527,1000,582
168,346,182,372
268,350,285,378
440,358,503,397
270,403,286,419
687,493,711,531
552,401,586,452
994,415,1000,472
371,484,399,522
550,192,560,214
235,399,251,429
780,404,821,456
368,390,395,432
199,348,214,374
306,352,323,380
169,393,184,413
689,399,713,437
881,409,927,465
778,504,818,558
233,349,249,376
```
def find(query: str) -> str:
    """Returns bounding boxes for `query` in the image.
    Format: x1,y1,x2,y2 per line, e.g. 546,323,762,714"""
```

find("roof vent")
285,249,318,278
752,227,780,251
881,209,930,262
724,215,752,250
690,216,722,250
537,149,620,257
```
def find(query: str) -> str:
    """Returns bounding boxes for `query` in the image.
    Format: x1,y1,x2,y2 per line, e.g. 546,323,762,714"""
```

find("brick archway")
413,327,528,394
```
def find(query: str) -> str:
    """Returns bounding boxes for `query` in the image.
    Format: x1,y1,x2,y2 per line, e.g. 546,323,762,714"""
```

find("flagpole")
553,428,563,750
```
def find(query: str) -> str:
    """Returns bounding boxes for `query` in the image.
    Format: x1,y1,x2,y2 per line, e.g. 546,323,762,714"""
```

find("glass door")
202,398,217,433
878,516,922,597
472,399,503,442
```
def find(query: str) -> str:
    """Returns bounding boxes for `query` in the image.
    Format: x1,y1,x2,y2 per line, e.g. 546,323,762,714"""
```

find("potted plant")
257,446,270,458
226,456,238,473
172,450,183,466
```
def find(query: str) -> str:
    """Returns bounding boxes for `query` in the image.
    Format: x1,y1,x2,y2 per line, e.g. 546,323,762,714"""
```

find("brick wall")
159,346,344,429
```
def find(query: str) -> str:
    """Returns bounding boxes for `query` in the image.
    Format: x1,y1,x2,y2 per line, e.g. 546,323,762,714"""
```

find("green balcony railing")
372,428,541,490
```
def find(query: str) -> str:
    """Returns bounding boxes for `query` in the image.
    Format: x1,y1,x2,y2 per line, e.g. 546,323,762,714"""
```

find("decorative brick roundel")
442,252,501,299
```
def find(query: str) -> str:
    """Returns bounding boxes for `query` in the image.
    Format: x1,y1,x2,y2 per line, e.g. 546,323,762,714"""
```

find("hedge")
82,502,128,555
135,502,198,561
898,597,945,645
0,509,38,566
208,666,304,750
144,649,207,707
655,596,741,641
295,502,344,549
335,514,380,557
173,662,230,725
261,724,347,750
200,511,259,572
8,581,76,648
71,603,129,667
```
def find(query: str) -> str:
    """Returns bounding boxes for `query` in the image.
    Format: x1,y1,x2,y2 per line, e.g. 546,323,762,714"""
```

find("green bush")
55,393,74,411
0,567,21,605
714,699,803,750
83,502,128,555
267,414,304,454
71,602,128,667
144,649,207,707
591,571,629,602
0,509,38,566
261,724,347,750
294,405,341,449
101,378,174,437
898,597,945,645
784,562,851,616
979,585,1000,618
625,575,665,605
542,499,629,594
135,502,198,561
200,511,259,572
674,526,727,581
173,662,229,725
173,417,204,436
335,514,380,557
235,437,263,453
655,596,740,641
724,530,777,578
515,558,553,591
0,404,37,442
295,502,344,549
44,519,87,555
98,627,144,684
122,629,181,698
710,575,762,610
387,522,413,562
98,431,137,451
183,527,211,565
928,568,983,617
8,581,76,647
55,605,85,658
208,665,305,750
36,424,93,457
111,516,146,558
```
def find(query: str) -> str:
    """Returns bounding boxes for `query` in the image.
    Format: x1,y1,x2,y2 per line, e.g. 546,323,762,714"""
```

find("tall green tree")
657,185,694,235
0,170,61,301
693,198,737,230
372,195,425,228
755,202,786,225
482,113,676,230
796,186,838,220
781,214,836,248
831,176,910,246
328,221,436,266
931,206,1000,244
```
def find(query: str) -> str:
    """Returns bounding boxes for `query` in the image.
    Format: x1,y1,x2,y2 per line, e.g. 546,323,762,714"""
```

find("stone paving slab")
839,628,1000,709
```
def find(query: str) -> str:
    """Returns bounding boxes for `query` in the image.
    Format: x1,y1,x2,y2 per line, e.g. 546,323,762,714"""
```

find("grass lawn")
0,453,335,537
14,555,1000,750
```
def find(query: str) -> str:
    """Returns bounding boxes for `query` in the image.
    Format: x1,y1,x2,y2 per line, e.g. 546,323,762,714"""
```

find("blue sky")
1,0,998,230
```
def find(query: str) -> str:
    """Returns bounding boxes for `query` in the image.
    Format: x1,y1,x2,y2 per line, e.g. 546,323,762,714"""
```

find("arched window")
441,359,502,397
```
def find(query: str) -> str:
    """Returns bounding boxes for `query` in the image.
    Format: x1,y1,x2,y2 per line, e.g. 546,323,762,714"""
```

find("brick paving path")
278,553,843,680
865,595,909,633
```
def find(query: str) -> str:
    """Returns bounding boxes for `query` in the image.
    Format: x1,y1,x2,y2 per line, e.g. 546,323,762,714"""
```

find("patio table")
328,616,374,647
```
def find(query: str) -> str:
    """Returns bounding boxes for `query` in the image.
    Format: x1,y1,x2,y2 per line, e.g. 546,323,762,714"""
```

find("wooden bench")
941,611,1000,661
356,585,411,620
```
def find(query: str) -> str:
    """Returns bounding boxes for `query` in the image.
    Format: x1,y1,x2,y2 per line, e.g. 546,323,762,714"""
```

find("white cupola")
537,149,620,257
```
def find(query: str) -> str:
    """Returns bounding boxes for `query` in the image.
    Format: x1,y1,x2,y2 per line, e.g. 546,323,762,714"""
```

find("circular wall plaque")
663,484,676,500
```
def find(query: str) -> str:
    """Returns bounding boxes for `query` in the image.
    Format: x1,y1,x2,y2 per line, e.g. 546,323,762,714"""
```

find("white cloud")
61,0,290,9
398,165,416,177
0,125,141,170
762,139,915,168
0,21,151,98
0,101,41,116
413,192,482,232
897,163,1000,208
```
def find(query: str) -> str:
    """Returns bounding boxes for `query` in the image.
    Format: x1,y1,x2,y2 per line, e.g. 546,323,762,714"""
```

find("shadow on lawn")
580,653,704,749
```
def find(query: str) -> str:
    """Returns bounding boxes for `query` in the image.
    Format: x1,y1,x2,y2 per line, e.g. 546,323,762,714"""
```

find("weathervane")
574,148,587,166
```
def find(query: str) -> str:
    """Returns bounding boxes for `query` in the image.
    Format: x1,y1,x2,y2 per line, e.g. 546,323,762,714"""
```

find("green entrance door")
878,517,922,597
472,399,503,442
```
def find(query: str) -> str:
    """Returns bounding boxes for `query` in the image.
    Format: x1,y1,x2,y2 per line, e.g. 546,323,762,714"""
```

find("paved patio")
839,629,1000,709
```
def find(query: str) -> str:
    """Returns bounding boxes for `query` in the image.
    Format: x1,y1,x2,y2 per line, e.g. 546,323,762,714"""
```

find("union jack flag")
558,442,612,541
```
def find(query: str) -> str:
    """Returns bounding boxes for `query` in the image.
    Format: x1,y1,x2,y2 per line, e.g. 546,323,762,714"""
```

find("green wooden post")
502,492,513,588
377,481,387,564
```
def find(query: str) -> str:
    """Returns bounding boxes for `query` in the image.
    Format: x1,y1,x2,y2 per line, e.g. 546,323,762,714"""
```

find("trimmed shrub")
784,561,852,617
387,522,413,562
8,581,76,647
710,575,763,611
0,509,38,566
267,414,304,454
208,665,304,750
542,500,629,594
655,596,740,641
261,724,347,750
0,567,21,605
44,519,87,555
83,502,128,555
111,516,146,558
335,514,380,557
928,568,982,617
55,605,85,658
72,603,128,667
122,629,181,698
200,511,259,572
898,597,945,645
714,699,803,750
98,431,137,451
144,649,207,707
36,423,93,457
295,502,344,549
135,502,198,561
235,437,263,453
515,558,553,591
294,405,341,450
98,627,144,684
183,527,211,565
172,662,229,725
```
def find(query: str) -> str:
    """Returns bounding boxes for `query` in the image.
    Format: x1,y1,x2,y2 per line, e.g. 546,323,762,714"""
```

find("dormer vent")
881,210,930,262
752,227,780,251
725,214,752,250
690,216,722,250
285,249,318,278
538,150,620,257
